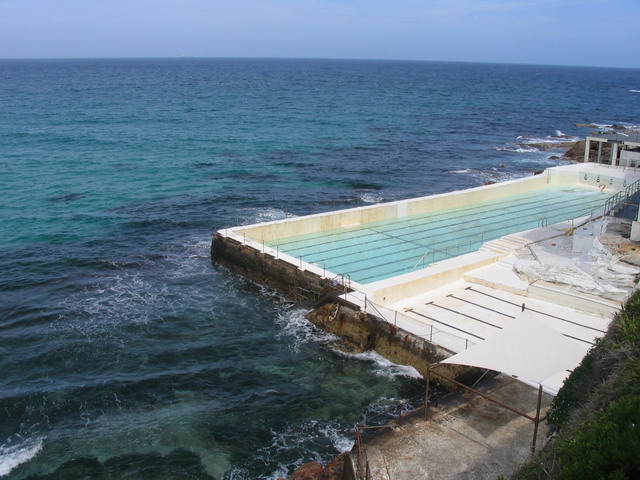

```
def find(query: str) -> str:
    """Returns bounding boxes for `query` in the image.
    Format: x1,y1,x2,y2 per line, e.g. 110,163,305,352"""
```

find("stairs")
478,234,530,256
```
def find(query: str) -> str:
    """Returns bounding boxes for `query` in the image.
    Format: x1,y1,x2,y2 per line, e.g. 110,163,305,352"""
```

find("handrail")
353,388,431,480
341,288,477,353
603,178,640,217
412,231,485,271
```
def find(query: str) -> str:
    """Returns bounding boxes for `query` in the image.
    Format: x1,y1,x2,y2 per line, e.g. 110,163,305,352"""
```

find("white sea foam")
240,207,289,225
359,192,382,204
451,168,469,174
57,234,226,339
262,419,352,480
0,437,43,477
337,350,422,379
275,308,338,353
493,145,540,153
317,423,354,452
630,90,640,93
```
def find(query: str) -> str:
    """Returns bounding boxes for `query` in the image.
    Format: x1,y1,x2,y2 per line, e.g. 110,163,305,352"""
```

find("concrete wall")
307,302,471,385
235,172,557,243
233,169,617,245
368,251,500,305
211,232,343,302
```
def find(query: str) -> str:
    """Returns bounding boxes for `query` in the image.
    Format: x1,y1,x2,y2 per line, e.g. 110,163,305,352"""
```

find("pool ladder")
412,232,485,270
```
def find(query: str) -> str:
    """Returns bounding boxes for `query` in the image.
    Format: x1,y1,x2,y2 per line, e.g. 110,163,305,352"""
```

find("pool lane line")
278,194,606,260
270,186,610,249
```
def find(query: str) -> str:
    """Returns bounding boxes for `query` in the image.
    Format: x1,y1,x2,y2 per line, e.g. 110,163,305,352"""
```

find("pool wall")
232,167,624,244
213,164,639,306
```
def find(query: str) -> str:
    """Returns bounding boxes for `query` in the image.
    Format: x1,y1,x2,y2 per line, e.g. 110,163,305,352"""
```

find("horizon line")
0,55,638,71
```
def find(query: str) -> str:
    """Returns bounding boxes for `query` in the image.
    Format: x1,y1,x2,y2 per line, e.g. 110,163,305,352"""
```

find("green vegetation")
515,290,640,479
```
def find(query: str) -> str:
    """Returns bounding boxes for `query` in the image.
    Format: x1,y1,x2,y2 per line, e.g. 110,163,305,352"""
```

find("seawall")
211,232,342,303
211,232,470,386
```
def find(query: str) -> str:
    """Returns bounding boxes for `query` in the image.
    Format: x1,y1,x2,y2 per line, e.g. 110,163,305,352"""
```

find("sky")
0,0,638,68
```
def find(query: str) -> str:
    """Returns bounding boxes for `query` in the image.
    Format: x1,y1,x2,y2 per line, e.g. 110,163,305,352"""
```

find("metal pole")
429,367,536,420
424,366,430,420
531,384,544,453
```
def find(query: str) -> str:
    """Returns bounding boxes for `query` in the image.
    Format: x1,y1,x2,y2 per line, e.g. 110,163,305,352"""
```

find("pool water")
268,186,613,284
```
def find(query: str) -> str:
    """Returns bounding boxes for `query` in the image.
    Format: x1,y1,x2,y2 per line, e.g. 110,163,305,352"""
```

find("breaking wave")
0,436,44,477
275,308,338,353
338,350,422,379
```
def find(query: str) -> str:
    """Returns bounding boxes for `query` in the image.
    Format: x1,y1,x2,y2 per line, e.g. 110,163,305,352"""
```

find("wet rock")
289,461,324,480
323,452,347,480
563,140,587,160
518,141,575,151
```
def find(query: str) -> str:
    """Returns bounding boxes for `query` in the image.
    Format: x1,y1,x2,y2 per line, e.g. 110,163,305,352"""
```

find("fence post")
424,366,430,420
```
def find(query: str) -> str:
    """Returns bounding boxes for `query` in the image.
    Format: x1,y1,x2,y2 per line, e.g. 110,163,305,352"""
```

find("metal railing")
352,389,434,480
340,288,477,353
603,178,640,217
412,231,485,271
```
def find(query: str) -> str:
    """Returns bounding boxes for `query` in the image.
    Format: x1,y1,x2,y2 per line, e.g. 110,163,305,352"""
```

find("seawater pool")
267,185,613,284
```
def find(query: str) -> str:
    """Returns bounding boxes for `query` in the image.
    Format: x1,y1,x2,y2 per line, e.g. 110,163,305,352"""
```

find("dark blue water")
1,58,639,479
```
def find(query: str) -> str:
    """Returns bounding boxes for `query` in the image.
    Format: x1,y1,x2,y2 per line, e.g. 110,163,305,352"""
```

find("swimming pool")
267,185,612,284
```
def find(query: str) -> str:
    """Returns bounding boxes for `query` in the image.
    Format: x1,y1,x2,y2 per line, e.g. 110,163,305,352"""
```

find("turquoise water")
1,58,639,479
270,185,613,283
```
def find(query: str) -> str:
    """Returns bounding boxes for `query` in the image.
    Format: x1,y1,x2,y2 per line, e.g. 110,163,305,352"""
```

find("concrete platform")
361,376,552,480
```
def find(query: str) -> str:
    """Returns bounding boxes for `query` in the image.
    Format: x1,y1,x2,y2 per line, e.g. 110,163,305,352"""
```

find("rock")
548,156,560,160
518,141,576,152
563,140,590,161
575,123,598,128
323,453,347,480
289,462,324,480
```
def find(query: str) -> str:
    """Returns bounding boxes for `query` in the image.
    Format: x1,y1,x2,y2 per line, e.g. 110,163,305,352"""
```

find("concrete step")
479,235,530,255
464,263,529,296
528,281,621,317
362,444,391,480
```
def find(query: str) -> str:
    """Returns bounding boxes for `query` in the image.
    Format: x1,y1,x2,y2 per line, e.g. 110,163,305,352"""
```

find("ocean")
1,58,639,479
